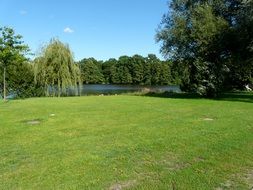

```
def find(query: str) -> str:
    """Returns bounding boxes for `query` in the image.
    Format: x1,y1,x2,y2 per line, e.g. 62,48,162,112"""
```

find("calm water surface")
77,84,181,95
4,84,181,98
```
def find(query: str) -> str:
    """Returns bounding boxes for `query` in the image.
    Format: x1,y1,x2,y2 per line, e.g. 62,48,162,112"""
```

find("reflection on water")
73,84,181,95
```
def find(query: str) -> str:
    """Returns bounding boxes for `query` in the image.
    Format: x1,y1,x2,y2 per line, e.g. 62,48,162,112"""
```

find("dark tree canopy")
77,55,173,85
79,58,104,84
157,0,253,96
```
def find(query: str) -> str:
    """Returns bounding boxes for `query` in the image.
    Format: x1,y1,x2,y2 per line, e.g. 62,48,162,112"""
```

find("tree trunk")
58,78,61,97
3,66,6,101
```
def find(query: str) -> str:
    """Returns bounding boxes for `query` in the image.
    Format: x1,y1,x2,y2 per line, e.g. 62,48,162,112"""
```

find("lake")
75,84,181,95
3,85,181,99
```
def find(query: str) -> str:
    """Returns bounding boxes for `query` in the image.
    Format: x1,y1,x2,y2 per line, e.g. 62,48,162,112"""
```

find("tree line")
78,54,176,85
0,28,178,99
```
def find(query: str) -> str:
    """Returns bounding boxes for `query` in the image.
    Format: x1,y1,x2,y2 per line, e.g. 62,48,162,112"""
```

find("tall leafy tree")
34,39,81,97
156,0,253,96
0,27,29,100
117,56,133,84
8,60,43,98
132,55,145,84
143,58,151,85
160,61,172,85
102,58,118,84
225,0,253,89
78,58,104,84
147,54,162,85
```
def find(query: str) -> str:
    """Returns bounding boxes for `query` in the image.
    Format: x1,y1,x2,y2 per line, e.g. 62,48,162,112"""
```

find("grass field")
0,94,253,189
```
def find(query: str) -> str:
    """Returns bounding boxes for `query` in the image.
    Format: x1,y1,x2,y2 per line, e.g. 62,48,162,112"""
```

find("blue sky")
0,0,168,61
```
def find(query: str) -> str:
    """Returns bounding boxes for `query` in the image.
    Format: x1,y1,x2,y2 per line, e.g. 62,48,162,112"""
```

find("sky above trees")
0,0,168,61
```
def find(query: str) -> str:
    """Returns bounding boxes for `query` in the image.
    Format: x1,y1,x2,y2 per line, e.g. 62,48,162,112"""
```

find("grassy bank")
0,94,252,189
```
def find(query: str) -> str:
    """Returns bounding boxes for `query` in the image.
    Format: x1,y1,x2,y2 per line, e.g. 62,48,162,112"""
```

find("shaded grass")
142,91,253,104
0,95,253,189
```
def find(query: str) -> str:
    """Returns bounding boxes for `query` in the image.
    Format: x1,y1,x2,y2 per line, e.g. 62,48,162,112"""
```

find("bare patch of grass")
22,119,42,125
216,169,253,190
203,117,214,121
159,153,191,171
193,156,205,163
244,169,253,189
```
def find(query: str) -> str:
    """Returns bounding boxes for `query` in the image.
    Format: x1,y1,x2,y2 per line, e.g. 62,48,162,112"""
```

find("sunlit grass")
0,95,252,189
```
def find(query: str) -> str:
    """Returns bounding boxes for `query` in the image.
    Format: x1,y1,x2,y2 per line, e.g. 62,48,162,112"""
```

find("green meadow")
0,94,253,189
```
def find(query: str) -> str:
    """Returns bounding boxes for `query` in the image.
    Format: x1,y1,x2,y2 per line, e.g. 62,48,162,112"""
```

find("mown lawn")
0,94,252,189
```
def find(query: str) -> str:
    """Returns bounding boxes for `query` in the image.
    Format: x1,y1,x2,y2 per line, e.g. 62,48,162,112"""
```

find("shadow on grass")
141,91,253,104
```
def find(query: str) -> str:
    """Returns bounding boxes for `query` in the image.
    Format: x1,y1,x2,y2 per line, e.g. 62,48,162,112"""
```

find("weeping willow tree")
34,39,81,97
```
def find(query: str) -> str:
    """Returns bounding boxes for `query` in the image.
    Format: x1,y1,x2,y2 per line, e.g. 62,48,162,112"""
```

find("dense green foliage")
2,0,253,99
0,27,32,99
78,54,174,85
34,39,81,97
1,94,252,189
0,26,176,99
4,60,43,98
79,58,104,84
157,0,253,96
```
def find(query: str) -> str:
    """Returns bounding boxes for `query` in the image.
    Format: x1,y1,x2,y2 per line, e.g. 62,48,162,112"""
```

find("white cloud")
19,10,27,15
63,27,74,33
